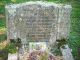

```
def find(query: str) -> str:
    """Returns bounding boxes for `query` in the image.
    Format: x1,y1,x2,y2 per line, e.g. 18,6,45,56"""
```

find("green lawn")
68,1,80,60
0,0,80,60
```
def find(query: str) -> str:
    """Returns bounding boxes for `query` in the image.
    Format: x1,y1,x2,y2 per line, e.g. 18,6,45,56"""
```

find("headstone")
5,1,72,52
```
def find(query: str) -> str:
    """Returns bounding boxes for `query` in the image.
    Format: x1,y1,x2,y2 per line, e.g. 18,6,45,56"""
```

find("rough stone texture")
57,5,72,39
60,45,74,60
8,53,18,60
5,1,72,45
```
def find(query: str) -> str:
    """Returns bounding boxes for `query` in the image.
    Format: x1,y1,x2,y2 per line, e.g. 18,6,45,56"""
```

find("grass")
0,19,6,31
68,1,80,60
0,34,7,42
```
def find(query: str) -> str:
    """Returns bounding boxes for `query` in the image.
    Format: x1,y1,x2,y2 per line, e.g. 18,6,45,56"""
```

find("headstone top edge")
5,1,72,9
64,5,72,9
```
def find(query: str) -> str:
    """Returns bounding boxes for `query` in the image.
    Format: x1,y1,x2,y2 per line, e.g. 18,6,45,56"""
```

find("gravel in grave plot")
25,50,56,60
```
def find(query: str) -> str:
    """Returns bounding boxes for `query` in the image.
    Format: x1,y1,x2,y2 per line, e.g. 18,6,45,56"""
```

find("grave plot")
5,1,72,60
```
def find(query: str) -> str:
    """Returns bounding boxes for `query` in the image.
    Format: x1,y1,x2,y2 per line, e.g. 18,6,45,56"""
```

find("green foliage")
68,1,80,60
40,52,48,60
51,46,62,56
0,19,6,27
50,38,68,56
56,38,68,48
0,6,5,14
50,43,62,56
5,38,22,54
16,38,21,48
0,34,7,42
5,43,17,54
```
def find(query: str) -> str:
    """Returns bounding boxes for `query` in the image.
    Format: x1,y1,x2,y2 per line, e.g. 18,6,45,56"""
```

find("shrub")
5,43,17,54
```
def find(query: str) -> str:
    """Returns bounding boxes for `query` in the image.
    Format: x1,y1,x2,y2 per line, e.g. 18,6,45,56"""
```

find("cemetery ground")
0,0,80,60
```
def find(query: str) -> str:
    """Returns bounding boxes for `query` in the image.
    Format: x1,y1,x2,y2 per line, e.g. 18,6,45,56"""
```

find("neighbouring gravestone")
5,1,72,57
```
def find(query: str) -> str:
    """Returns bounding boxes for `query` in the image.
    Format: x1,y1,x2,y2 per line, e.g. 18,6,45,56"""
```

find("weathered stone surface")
57,5,72,39
60,45,74,60
8,53,18,60
5,1,72,45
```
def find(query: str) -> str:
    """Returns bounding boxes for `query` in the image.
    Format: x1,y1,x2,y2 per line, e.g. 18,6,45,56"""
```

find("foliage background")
0,0,80,60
